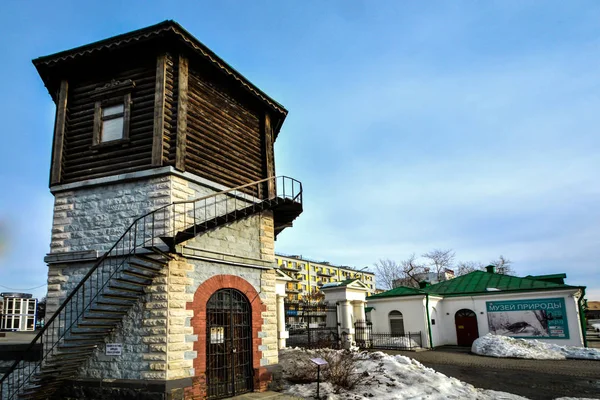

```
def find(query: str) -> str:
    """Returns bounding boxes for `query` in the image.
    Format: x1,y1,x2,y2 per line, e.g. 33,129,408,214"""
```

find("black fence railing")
284,303,339,349
354,321,422,350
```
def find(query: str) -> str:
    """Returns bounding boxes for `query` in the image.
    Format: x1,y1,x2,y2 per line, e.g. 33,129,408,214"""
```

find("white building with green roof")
366,265,587,348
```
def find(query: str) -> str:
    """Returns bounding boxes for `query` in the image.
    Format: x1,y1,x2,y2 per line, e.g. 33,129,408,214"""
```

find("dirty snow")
371,336,420,348
279,347,527,399
472,334,600,360
554,398,600,400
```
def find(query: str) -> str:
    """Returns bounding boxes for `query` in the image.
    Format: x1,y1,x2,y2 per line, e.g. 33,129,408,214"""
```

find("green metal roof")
368,271,581,299
367,286,424,299
524,273,567,285
321,278,359,289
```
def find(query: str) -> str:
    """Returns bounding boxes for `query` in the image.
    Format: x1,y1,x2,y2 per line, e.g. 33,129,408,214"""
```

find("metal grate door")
206,289,253,399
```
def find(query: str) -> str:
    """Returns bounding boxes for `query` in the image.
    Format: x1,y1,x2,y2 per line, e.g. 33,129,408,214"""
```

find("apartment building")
0,293,37,332
275,254,376,301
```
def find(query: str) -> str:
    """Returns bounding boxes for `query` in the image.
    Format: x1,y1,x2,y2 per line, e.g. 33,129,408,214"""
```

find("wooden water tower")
0,21,302,400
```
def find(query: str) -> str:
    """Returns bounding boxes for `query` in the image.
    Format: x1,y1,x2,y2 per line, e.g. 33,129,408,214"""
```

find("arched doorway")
389,310,405,335
455,309,479,346
206,288,253,399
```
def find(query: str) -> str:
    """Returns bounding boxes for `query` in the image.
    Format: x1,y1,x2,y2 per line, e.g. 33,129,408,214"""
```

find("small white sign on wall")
105,343,123,356
210,327,224,344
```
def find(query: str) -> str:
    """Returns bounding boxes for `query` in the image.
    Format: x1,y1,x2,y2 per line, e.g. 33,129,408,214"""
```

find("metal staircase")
0,176,302,400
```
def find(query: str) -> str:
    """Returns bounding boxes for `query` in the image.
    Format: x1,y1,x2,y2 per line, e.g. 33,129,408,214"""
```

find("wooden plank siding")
264,112,275,198
175,55,188,171
50,80,68,185
186,63,265,197
152,54,167,166
60,55,157,183
54,50,275,193
165,53,179,167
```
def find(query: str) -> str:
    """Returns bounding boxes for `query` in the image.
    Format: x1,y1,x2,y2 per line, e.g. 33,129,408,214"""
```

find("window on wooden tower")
91,80,134,146
101,104,125,142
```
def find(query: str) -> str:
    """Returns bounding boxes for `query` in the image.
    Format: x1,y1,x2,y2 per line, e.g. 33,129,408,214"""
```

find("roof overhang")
321,279,370,291
275,269,294,282
33,20,288,136
366,294,427,303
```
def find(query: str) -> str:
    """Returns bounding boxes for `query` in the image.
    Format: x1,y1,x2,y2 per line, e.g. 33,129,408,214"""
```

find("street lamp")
357,266,369,280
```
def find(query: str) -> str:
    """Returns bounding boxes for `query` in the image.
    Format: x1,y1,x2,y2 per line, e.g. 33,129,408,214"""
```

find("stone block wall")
45,172,280,396
49,172,258,255
50,176,173,254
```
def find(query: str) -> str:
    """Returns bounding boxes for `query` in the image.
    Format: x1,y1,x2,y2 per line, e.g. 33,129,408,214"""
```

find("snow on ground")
554,398,600,400
371,336,420,349
279,347,527,400
591,323,600,332
472,334,600,360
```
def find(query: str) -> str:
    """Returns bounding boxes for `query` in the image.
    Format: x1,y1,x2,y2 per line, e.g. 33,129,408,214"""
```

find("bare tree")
399,253,426,288
455,261,484,276
489,255,514,275
302,290,324,305
422,249,455,281
373,259,402,290
36,297,46,326
375,252,515,290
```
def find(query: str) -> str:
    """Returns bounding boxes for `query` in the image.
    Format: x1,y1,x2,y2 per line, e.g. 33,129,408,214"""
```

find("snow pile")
279,347,527,399
372,336,420,349
472,334,600,360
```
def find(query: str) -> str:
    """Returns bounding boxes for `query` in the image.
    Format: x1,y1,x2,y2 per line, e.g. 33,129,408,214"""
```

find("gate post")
275,270,292,349
276,295,288,349
320,279,368,349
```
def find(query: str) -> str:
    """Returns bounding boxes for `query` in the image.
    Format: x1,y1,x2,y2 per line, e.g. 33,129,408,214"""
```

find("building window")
101,104,125,142
91,79,135,147
389,310,405,335
93,95,131,145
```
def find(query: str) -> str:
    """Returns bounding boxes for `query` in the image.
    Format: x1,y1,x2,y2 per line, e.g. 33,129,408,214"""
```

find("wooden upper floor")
34,21,287,198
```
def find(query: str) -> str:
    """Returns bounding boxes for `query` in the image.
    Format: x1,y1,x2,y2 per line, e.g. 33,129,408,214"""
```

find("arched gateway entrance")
206,289,253,399
187,275,269,399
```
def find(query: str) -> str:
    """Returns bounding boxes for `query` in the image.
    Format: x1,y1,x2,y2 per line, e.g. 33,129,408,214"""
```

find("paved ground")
231,392,303,400
0,331,38,344
388,346,600,400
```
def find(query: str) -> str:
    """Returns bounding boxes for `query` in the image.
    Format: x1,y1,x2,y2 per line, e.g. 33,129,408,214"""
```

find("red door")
455,309,479,346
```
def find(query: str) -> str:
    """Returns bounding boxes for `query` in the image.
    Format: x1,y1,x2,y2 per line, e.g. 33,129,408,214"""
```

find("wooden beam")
152,54,167,166
175,55,189,171
50,80,68,185
264,112,275,198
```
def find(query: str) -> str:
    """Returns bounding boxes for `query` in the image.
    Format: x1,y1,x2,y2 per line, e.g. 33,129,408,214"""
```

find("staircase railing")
0,175,301,400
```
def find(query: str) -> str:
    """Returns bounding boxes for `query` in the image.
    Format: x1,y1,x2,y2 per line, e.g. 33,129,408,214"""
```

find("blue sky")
0,1,599,300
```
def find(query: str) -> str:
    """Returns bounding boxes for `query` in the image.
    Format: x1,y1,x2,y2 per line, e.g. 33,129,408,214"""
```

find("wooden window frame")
89,79,135,149
92,93,132,147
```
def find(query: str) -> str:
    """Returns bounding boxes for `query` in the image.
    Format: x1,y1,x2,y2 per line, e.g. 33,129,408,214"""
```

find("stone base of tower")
40,170,291,399
53,370,276,400
52,377,192,400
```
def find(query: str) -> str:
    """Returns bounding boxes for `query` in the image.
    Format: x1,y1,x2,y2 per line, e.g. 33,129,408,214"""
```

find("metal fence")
354,321,422,350
285,302,340,349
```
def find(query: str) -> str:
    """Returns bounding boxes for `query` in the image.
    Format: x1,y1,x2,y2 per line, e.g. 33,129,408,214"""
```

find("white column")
340,300,354,348
276,295,288,349
352,300,366,323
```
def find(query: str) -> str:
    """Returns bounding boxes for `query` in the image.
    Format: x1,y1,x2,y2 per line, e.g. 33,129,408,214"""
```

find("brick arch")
185,275,268,399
